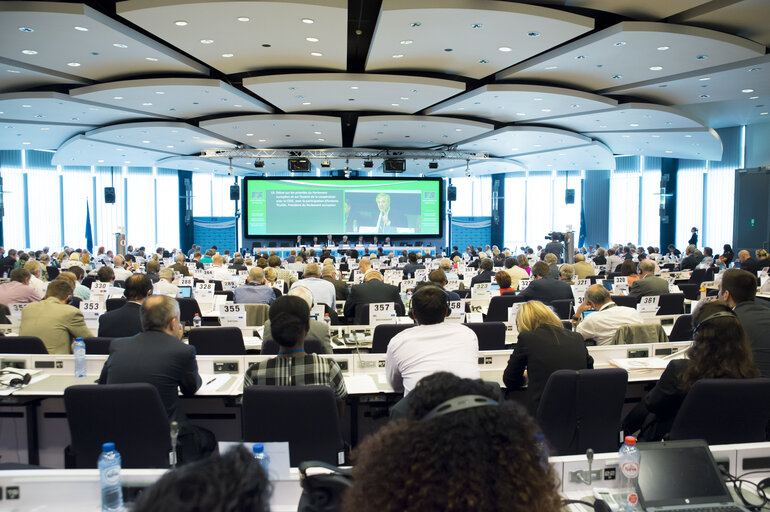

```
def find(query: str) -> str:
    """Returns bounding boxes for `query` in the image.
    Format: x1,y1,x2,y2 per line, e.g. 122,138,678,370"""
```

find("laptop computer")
177,286,192,298
636,439,751,511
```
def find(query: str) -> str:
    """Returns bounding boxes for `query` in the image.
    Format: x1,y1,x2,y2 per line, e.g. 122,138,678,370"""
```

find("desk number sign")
369,302,396,325
219,304,246,328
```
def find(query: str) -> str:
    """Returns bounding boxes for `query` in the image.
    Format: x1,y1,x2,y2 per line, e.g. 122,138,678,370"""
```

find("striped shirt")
243,354,348,400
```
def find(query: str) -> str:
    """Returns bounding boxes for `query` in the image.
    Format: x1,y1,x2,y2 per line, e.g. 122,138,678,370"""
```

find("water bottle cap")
103,442,115,452
252,443,264,454
624,436,637,446
75,337,83,342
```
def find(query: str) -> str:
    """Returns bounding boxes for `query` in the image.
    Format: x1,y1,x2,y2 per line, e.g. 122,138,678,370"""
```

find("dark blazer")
344,279,404,321
593,255,607,265
402,262,425,279
169,262,191,277
517,277,573,304
0,256,16,277
470,269,494,287
503,325,593,413
629,274,670,298
98,330,201,424
322,276,349,301
739,257,760,276
734,301,770,378
679,254,700,271
98,302,143,338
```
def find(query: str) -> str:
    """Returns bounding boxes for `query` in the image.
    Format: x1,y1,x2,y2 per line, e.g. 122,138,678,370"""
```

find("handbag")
297,460,353,512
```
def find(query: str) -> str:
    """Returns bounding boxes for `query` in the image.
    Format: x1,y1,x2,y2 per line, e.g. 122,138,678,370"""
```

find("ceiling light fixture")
742,89,755,93
301,18,314,24
113,43,128,48
498,46,512,52
302,102,311,105
174,20,188,26
145,57,158,61
142,102,152,106
544,66,558,70
657,46,669,51
21,50,38,55
699,77,710,81
222,53,234,58
200,39,214,44
113,96,123,100
649,66,663,71
750,96,759,99
310,52,322,57
350,86,358,89
400,40,413,45
74,26,88,31
306,37,319,42
392,54,404,58
67,62,81,67
237,17,250,22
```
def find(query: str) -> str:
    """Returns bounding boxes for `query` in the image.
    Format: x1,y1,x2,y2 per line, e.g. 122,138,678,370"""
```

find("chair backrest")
81,276,95,289
676,283,700,301
612,323,668,345
456,289,471,299
214,290,234,302
46,266,60,280
688,268,714,285
0,304,9,325
69,296,82,309
353,303,406,325
485,295,526,322
371,324,414,353
0,336,48,354
465,322,506,350
536,368,628,455
668,314,693,342
176,298,202,324
83,337,113,355
668,378,770,444
260,337,326,355
64,383,170,469
244,304,270,327
551,299,573,320
610,295,639,309
188,327,246,355
657,293,685,315
242,385,344,466
105,298,127,312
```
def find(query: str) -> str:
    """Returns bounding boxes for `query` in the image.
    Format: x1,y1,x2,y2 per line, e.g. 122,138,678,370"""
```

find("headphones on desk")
0,369,31,388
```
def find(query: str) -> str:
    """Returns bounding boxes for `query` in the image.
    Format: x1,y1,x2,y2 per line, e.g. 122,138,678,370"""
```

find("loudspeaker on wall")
104,187,116,204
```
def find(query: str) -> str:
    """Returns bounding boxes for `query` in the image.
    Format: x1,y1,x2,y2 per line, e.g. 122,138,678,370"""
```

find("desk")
261,245,437,259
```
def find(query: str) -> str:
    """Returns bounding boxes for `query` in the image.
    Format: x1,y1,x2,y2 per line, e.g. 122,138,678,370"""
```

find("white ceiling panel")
515,141,616,170
118,0,347,75
425,84,617,123
679,100,770,130
0,92,169,125
0,2,207,81
586,128,722,160
84,122,237,157
512,0,711,21
200,115,343,148
52,135,177,166
243,73,464,113
457,126,591,158
353,116,493,148
157,156,258,175
366,0,593,79
669,0,770,47
533,103,706,133
427,158,527,177
0,120,96,150
70,78,272,119
0,56,90,93
497,22,765,91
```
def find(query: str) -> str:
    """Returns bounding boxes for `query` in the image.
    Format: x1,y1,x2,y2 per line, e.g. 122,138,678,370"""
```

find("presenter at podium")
374,193,407,233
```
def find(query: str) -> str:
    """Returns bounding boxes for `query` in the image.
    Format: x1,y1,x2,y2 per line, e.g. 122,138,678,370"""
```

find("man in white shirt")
605,249,623,274
24,260,46,297
573,285,644,345
153,269,180,297
386,285,479,396
289,263,336,309
209,254,234,282
112,254,133,282
503,257,529,289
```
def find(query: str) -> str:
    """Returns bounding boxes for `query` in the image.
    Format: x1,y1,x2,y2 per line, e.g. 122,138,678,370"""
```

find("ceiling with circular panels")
0,0,768,177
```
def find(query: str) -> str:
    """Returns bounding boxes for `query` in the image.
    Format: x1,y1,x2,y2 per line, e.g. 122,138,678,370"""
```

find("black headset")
0,369,31,388
692,310,737,338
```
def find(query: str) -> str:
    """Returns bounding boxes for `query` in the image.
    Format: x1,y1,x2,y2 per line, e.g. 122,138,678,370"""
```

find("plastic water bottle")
253,443,270,477
406,290,413,308
324,313,331,334
193,313,201,328
73,337,87,378
617,436,641,511
98,442,124,512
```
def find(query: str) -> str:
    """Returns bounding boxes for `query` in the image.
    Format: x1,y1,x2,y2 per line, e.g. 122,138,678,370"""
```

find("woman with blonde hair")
503,301,593,413
559,264,575,285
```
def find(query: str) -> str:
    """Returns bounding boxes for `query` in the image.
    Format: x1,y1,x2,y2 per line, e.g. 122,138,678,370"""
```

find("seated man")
261,286,332,353
289,263,335,309
629,259,669,298
98,295,215,463
111,254,133,282
268,255,297,288
574,285,644,345
68,265,91,300
517,261,573,305
572,254,596,280
209,254,234,282
0,268,42,304
145,260,161,283
401,252,425,279
386,285,479,396
503,257,529,290
322,263,349,301
234,267,276,305
169,253,191,277
470,258,495,287
98,274,153,338
19,280,92,354
428,269,461,301
344,270,404,323
153,268,180,297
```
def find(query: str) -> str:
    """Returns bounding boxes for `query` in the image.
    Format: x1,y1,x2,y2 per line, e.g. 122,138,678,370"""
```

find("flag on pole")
85,202,93,253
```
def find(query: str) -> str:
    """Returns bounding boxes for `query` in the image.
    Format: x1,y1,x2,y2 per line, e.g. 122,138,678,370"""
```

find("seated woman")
343,372,562,512
622,302,759,441
593,247,607,266
620,259,639,286
517,254,531,276
495,270,515,294
559,264,575,286
244,296,346,409
502,301,593,414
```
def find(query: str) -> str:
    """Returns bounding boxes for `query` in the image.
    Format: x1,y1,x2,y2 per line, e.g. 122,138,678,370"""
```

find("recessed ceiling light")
630,123,639,127
311,52,323,57
528,32,540,37
67,62,81,67
611,75,622,79
306,37,319,42
21,50,38,55
21,104,31,108
575,55,587,60
533,144,542,148
113,96,123,100
6,70,20,73
614,41,626,46
314,131,322,135
350,86,359,90
649,66,663,71
665,150,673,153
478,59,488,64
74,26,88,31
696,55,708,60
541,108,551,112
21,141,31,145
145,57,158,62
174,20,188,26
516,112,526,116
200,39,214,44
237,17,250,22
391,103,399,106
302,102,311,105
533,97,543,101
742,89,755,93
410,22,422,27
544,66,558,70
113,43,128,48
699,77,710,81
657,46,670,51
750,96,759,99
142,102,153,106
142,140,151,144
166,145,174,148
761,112,768,115
246,133,254,137
317,138,325,141
684,134,692,138
498,46,512,52
599,125,607,128
222,53,234,58
400,40,413,45
400,97,409,100
392,54,404,58
301,18,314,24
155,91,165,95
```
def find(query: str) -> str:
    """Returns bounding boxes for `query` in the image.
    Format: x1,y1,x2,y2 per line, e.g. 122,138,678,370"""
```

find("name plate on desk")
310,305,325,321
221,280,237,291
399,279,416,292
219,304,246,328
195,282,215,302
468,299,488,316
369,302,396,325
614,276,628,293
202,269,215,281
90,282,111,298
508,303,523,326
79,300,104,320
8,303,29,320
637,295,660,315
518,279,531,290
571,284,589,303
177,277,194,287
186,262,197,270
472,282,491,299
447,301,465,323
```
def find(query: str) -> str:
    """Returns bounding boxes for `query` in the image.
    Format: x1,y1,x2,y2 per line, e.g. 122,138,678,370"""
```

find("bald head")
575,254,585,262
359,257,371,273
247,267,265,284
639,259,656,274
585,284,611,308
364,270,383,282
212,254,224,266
739,250,750,262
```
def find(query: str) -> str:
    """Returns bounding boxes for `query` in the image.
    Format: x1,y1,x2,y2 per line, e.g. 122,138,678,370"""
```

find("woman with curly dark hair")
622,301,759,440
343,372,562,512
620,259,639,286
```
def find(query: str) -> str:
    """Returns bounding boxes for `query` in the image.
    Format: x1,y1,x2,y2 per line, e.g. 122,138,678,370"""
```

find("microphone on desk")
169,421,179,468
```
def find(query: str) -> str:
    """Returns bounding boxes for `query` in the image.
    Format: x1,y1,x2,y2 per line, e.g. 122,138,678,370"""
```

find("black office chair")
46,265,59,280
0,336,48,354
105,298,126,312
352,303,406,326
214,290,234,302
657,293,685,315
537,368,628,455
242,385,345,466
188,327,246,355
668,378,770,444
551,299,573,320
668,314,693,342
0,304,9,325
484,295,526,322
610,295,639,308
588,275,602,285
64,383,171,469
176,298,203,326
661,263,676,271
259,337,325,355
81,276,95,289
456,289,471,299
68,296,82,309
677,283,700,301
83,337,113,355
371,324,414,353
688,268,714,285
252,242,262,249
464,322,506,350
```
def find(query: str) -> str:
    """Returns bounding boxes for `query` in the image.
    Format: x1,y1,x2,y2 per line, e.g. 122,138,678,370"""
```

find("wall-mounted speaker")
447,186,457,201
565,189,575,204
104,187,116,204
230,185,240,201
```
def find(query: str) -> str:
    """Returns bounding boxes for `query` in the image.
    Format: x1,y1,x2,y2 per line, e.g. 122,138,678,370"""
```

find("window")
450,176,491,216
676,160,705,250
609,157,641,245
640,158,662,249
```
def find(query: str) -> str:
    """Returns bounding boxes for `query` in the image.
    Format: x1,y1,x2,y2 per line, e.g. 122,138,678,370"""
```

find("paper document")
609,357,670,371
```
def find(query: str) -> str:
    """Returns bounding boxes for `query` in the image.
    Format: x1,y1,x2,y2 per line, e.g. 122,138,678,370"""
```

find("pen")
205,378,217,385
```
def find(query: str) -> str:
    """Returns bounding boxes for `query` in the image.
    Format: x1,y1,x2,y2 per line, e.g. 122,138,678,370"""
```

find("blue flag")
578,179,586,248
85,202,93,253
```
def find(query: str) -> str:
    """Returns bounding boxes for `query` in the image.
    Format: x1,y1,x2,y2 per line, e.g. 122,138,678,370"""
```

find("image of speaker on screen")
346,191,419,234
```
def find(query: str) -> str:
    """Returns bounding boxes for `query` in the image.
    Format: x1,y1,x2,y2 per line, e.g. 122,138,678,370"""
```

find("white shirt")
290,277,336,309
605,255,623,273
29,275,46,297
113,266,133,282
576,302,644,346
386,323,480,395
153,279,180,298
209,265,234,283
505,266,529,289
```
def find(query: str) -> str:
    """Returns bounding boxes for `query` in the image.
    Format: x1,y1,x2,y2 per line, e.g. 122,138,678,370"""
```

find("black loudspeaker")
447,186,457,201
104,187,116,204
565,189,575,204
288,158,311,172
230,185,240,201
384,159,406,173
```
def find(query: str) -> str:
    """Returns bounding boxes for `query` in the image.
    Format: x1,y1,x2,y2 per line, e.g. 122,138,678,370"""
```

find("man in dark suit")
98,274,153,337
0,249,18,277
629,260,670,298
517,261,572,305
373,193,408,233
322,264,349,301
169,253,191,277
470,258,495,287
719,269,770,377
679,245,702,271
737,250,760,276
98,295,215,462
401,252,425,279
344,270,404,323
